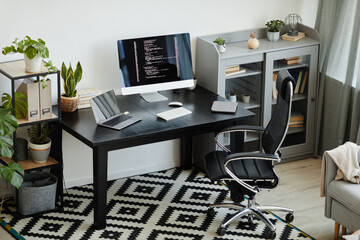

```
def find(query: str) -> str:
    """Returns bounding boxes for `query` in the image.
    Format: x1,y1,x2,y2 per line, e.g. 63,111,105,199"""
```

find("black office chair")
204,69,295,239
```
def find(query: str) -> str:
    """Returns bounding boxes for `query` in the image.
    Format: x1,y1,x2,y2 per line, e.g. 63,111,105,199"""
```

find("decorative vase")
248,32,259,49
61,94,79,112
217,45,226,53
29,139,51,163
267,31,280,42
24,53,42,72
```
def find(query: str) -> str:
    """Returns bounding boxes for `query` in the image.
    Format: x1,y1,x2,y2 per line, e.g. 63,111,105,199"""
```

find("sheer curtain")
315,0,360,154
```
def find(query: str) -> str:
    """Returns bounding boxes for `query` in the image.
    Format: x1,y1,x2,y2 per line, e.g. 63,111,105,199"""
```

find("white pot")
229,95,237,102
29,139,51,163
242,94,251,103
217,44,226,53
267,31,280,42
24,53,42,72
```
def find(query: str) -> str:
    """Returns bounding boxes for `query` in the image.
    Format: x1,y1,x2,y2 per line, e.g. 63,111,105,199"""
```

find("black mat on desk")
2,168,314,240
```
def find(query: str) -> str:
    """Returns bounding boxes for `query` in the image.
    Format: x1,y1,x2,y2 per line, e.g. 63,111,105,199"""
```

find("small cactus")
61,61,82,98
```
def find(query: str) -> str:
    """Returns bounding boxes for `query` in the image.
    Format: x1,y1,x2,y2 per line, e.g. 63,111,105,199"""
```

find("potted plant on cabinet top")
60,61,83,112
213,37,226,53
27,123,53,163
265,19,285,42
2,36,57,74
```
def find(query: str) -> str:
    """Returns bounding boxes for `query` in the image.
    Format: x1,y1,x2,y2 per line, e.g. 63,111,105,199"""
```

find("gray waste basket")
18,171,57,215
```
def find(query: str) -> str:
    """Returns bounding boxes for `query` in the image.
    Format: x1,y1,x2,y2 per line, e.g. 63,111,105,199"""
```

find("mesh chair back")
262,69,294,155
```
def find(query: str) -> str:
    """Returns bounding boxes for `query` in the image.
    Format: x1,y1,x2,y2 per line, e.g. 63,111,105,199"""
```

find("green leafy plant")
2,36,49,60
2,36,57,89
265,19,285,32
61,62,83,98
0,107,24,213
27,123,53,144
1,92,28,119
0,108,18,158
213,37,226,46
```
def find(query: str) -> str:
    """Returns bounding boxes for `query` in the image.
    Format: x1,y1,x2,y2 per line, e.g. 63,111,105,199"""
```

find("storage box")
18,172,57,215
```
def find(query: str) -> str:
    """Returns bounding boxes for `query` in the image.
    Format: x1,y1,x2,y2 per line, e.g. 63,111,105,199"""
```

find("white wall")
0,0,319,188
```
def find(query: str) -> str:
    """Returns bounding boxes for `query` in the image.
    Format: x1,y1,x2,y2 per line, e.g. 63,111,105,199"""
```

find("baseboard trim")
64,161,179,188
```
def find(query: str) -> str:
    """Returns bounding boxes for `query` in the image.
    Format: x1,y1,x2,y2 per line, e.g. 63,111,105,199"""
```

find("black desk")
61,86,254,229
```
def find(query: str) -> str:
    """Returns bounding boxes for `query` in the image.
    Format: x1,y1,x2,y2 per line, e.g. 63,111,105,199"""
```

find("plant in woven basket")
60,61,82,112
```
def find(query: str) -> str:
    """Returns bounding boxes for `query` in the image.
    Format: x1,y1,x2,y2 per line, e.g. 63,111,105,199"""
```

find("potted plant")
213,37,226,53
228,91,237,102
60,61,83,112
265,19,285,42
27,123,53,163
2,36,57,88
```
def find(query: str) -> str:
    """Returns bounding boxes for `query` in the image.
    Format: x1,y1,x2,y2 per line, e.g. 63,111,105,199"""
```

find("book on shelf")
289,111,304,127
225,65,246,76
288,69,308,94
77,88,102,109
272,72,278,99
281,56,304,65
281,32,306,42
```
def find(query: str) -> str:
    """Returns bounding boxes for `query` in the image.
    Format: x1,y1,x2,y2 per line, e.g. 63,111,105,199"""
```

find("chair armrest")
215,125,265,138
215,125,265,152
225,152,281,164
222,152,280,194
324,153,338,187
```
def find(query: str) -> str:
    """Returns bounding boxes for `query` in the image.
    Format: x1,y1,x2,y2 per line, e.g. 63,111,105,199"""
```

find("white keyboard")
156,107,192,121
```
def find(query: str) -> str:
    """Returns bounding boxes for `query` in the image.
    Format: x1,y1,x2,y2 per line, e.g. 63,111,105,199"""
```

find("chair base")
208,198,294,239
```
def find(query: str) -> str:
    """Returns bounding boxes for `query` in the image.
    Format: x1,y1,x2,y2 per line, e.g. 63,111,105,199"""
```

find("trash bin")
18,171,57,215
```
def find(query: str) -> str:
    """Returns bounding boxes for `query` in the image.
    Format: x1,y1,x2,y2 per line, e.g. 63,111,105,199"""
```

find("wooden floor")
257,158,335,240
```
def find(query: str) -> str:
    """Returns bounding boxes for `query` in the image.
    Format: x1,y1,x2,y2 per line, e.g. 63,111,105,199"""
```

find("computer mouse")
168,101,183,107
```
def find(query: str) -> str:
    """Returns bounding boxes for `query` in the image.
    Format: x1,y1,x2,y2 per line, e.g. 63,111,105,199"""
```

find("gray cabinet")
196,25,320,161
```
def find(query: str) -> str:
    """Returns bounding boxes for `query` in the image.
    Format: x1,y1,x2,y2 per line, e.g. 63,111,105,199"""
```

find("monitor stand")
140,92,168,102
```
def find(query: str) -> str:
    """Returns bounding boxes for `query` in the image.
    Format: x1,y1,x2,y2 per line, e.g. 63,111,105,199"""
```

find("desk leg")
93,146,108,230
181,137,192,170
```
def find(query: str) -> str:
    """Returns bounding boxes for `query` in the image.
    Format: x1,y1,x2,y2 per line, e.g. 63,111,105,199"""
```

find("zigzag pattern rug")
2,168,314,240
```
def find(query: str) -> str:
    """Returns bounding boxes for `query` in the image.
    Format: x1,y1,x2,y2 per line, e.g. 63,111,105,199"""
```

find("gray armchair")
324,148,360,239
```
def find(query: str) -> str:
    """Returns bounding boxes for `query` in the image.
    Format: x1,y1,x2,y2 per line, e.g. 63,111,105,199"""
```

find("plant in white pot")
213,37,226,53
2,36,57,88
60,61,83,112
27,123,53,163
265,19,285,42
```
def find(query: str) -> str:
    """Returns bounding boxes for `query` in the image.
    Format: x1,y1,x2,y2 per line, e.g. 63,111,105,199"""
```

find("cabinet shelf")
0,156,60,171
196,24,319,161
0,59,58,80
0,59,63,218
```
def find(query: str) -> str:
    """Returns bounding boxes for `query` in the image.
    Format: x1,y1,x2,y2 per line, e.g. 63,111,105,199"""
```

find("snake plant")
61,62,82,98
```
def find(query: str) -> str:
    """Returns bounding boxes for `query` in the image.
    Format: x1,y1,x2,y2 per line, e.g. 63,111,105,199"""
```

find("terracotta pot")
61,94,79,112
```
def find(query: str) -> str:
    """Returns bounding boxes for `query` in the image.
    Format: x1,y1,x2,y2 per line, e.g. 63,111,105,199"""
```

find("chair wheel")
247,214,253,224
217,227,226,236
268,231,276,239
285,213,294,223
207,208,215,217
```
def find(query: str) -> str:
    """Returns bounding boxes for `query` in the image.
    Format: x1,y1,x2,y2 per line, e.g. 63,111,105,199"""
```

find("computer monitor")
117,33,194,102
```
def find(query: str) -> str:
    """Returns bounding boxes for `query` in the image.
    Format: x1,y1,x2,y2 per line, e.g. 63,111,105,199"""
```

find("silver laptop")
90,90,141,130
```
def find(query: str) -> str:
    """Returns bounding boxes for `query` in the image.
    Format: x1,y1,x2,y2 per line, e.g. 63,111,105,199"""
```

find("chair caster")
268,231,276,239
207,208,215,217
217,227,226,236
248,214,253,224
285,213,294,223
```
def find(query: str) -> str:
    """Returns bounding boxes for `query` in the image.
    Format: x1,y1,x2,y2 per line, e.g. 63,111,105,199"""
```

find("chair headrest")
276,69,295,99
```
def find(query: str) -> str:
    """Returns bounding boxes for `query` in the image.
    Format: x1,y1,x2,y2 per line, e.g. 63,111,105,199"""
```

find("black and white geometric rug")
2,168,314,240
